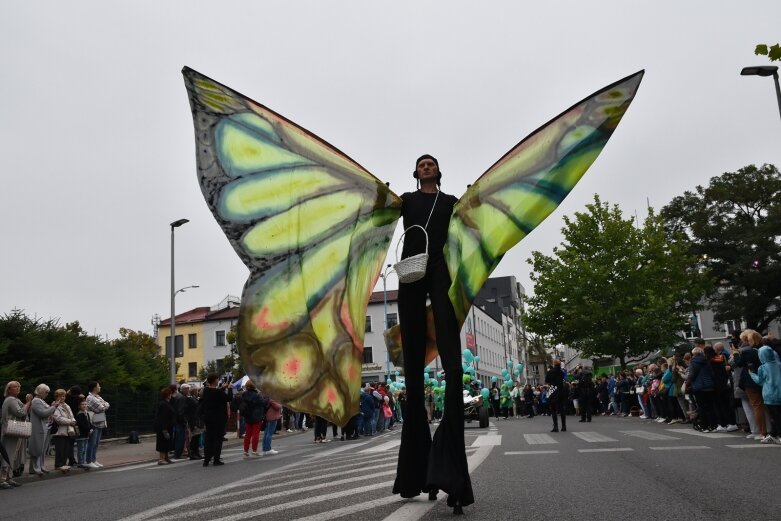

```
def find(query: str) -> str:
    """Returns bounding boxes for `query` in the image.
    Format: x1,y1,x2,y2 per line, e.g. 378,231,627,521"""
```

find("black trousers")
580,395,592,421
550,393,567,431
189,431,201,457
392,259,474,507
203,421,225,463
53,436,74,468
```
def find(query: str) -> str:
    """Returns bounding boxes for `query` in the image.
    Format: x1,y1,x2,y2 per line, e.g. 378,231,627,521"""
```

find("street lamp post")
380,264,395,380
741,65,781,122
170,218,189,384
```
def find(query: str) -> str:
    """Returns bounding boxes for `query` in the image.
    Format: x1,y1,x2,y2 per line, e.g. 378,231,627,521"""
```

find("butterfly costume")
181,68,643,503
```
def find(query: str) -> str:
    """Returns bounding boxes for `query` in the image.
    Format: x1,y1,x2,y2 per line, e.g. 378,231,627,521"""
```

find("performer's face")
416,158,439,182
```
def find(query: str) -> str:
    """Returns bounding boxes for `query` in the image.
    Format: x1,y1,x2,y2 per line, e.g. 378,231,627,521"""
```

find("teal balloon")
473,355,480,363
491,376,498,383
513,366,522,375
501,369,509,378
480,388,490,399
440,380,446,388
395,371,400,377
507,359,513,368
386,378,392,385
462,349,474,362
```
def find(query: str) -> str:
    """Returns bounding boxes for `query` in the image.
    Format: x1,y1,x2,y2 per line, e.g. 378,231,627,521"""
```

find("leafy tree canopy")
755,43,781,62
0,309,168,391
526,195,706,367
661,164,781,332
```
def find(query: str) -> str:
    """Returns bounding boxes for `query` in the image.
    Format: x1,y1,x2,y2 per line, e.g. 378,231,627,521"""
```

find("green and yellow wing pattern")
385,71,644,365
182,67,401,426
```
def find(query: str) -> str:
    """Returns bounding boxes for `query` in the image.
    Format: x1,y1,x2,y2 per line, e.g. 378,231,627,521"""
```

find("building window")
363,346,373,364
188,362,197,378
165,335,183,358
216,330,226,346
386,313,398,328
365,316,372,333
188,333,197,349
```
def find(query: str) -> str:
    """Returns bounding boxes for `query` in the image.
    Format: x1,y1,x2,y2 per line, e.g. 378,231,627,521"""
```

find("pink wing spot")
326,387,337,404
284,357,301,378
254,307,289,331
340,304,358,344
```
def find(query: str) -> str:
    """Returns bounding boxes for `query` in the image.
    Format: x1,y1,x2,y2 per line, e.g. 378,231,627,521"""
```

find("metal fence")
24,383,161,439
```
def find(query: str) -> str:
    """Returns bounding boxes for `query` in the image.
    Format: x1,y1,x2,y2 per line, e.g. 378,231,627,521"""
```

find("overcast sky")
1,1,779,339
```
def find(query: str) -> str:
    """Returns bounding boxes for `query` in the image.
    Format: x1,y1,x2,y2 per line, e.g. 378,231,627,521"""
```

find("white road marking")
572,432,618,443
471,434,502,447
504,450,560,455
103,462,160,473
523,433,558,445
359,439,401,453
578,448,634,453
620,430,679,441
725,444,781,449
210,480,397,521
649,445,711,450
665,428,734,438
291,495,401,521
156,473,399,521
378,445,493,521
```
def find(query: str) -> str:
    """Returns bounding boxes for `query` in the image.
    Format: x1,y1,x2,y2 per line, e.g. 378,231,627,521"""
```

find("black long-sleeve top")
400,190,458,262
200,386,233,424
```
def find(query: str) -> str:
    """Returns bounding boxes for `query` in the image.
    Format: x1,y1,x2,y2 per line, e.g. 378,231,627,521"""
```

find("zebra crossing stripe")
471,434,502,447
524,433,558,445
620,430,679,441
578,448,633,453
649,446,710,450
505,450,559,455
359,440,402,453
571,431,618,443
725,444,781,449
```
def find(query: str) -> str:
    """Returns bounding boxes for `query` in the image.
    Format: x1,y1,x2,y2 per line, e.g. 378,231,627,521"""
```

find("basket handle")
395,225,429,264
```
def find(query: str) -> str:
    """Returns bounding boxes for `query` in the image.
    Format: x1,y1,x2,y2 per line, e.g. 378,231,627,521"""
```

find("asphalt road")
4,415,779,521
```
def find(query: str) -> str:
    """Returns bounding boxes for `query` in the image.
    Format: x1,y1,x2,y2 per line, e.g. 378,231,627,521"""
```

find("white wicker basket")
394,224,429,283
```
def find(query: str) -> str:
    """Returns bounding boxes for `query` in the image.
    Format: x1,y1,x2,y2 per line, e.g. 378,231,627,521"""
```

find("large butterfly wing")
385,71,644,365
182,67,401,426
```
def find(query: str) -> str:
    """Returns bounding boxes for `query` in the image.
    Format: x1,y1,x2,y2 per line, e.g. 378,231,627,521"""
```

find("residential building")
363,290,401,384
472,276,528,382
157,296,240,382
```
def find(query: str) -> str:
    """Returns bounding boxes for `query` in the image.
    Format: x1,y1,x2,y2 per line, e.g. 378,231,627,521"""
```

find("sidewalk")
14,429,304,484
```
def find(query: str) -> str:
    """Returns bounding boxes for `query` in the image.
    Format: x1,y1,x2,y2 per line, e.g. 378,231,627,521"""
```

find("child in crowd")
749,345,781,444
75,400,93,469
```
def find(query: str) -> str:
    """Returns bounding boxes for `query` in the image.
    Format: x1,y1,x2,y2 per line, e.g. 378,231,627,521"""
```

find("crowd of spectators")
1,380,109,489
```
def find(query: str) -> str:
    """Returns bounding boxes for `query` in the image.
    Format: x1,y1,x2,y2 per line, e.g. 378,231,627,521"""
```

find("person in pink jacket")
262,394,282,456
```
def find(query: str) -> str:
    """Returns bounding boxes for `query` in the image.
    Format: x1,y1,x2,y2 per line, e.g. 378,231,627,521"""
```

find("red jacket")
265,399,282,421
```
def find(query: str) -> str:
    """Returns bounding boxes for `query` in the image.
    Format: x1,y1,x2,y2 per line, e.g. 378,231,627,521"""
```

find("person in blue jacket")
359,386,375,436
685,347,716,431
749,345,781,444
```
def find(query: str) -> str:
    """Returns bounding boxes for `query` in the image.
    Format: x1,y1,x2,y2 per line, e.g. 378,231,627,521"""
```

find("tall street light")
170,218,189,384
741,65,781,122
380,264,395,381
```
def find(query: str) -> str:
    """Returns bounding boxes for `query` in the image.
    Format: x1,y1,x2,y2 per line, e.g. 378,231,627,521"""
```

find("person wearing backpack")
239,380,268,457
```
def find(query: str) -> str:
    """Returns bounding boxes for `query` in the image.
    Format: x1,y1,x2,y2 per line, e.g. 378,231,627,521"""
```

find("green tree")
521,330,552,372
526,195,706,368
755,43,781,62
0,309,168,390
225,323,244,376
661,164,781,331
